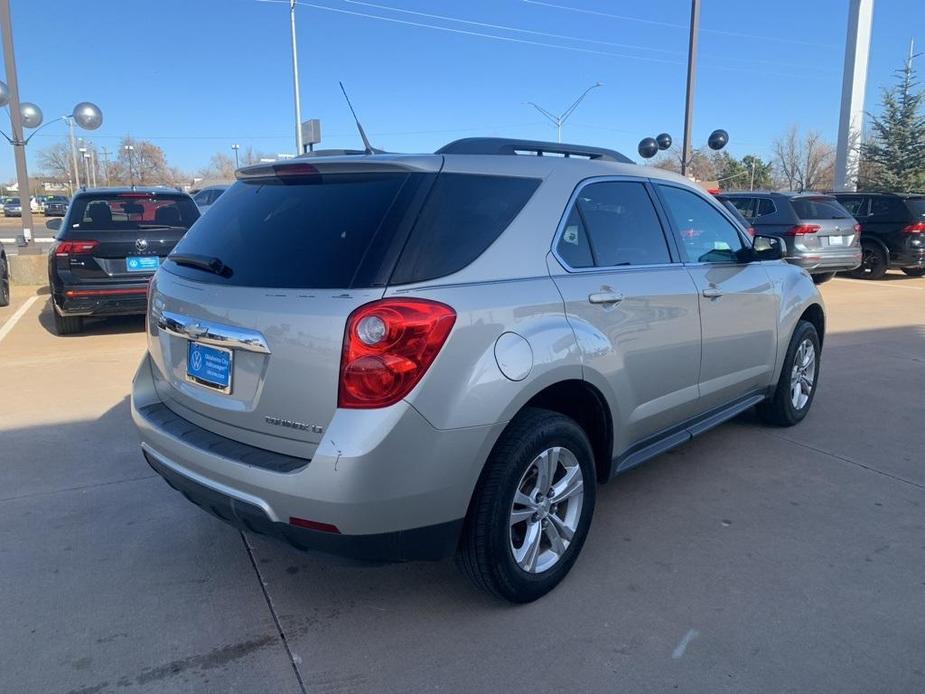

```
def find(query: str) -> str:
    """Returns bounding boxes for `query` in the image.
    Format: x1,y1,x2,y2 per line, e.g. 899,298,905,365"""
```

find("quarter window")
556,181,671,268
756,198,776,217
658,185,747,263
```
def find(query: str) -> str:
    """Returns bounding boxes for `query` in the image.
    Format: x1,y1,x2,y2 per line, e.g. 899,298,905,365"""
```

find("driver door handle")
588,291,624,305
702,287,723,299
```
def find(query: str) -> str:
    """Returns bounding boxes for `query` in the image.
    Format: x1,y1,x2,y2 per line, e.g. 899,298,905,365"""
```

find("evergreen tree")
860,48,925,192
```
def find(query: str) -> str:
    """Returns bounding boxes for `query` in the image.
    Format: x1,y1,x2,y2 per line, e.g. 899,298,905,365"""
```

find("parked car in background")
3,198,22,217
191,185,228,214
133,138,826,603
47,188,200,335
42,196,69,217
717,192,861,284
831,192,925,279
0,239,9,307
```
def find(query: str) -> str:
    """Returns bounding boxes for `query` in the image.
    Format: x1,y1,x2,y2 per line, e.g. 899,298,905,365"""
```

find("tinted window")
905,198,925,219
69,193,199,231
168,172,428,289
756,198,776,217
726,197,755,220
658,185,747,263
838,196,868,217
555,181,670,268
791,197,851,220
391,174,540,284
556,207,594,268
870,196,909,219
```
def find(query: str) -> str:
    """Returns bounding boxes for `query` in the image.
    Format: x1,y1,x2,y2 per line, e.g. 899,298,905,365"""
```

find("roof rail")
436,137,634,164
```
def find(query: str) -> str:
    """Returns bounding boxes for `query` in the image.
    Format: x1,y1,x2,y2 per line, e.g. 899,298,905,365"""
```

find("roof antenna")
339,81,380,154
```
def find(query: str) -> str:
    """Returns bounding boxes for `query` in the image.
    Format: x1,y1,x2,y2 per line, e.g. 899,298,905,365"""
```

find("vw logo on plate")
191,351,203,371
135,238,149,252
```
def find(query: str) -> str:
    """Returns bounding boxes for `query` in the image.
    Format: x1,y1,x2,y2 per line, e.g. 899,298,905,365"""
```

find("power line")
521,0,839,49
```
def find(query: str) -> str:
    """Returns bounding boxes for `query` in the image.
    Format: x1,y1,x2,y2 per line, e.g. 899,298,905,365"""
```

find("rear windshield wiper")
169,253,232,277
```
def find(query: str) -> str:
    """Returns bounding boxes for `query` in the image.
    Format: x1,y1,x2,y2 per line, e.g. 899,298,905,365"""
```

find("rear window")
791,197,852,220
69,193,199,231
905,198,925,218
166,171,539,289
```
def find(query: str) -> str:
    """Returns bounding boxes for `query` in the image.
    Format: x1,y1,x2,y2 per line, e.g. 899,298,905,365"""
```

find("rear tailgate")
790,196,859,248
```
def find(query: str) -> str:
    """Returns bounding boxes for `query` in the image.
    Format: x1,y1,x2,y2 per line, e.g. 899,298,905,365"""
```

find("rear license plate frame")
186,341,234,394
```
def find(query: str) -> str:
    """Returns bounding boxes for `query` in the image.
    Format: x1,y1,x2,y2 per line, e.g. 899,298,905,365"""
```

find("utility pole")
67,117,81,189
834,0,874,191
289,0,304,154
100,147,111,186
0,0,35,248
680,0,701,177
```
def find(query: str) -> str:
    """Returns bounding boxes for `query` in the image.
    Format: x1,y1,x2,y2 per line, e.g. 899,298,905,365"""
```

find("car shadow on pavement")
36,297,146,337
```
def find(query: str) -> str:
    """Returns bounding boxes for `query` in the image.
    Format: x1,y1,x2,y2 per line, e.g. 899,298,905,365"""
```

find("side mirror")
46,218,62,231
753,234,783,261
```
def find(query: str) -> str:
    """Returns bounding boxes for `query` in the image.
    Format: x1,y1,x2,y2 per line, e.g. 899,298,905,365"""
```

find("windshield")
69,193,199,231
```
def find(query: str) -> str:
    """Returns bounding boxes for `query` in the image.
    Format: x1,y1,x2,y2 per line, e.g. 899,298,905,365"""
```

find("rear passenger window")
391,174,540,284
869,197,905,219
839,196,869,217
756,198,776,217
658,185,747,263
556,181,671,268
727,198,755,220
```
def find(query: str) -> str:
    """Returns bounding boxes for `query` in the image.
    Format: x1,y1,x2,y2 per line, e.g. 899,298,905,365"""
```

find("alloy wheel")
790,338,816,410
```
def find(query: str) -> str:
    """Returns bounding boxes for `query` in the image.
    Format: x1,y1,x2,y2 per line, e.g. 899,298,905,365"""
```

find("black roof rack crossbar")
436,137,634,164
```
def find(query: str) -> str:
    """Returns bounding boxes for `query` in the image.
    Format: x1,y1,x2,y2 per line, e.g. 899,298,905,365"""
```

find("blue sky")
3,0,923,181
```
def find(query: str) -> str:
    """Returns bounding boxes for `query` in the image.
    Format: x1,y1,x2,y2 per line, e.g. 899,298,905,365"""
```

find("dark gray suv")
718,192,861,283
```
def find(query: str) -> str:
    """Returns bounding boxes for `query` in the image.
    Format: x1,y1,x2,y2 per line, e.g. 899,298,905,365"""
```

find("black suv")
830,192,925,279
717,192,861,283
47,188,199,334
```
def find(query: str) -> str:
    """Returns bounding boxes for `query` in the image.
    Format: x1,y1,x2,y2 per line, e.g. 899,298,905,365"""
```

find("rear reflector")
289,517,341,534
902,222,925,233
786,224,822,236
55,240,99,256
64,287,149,297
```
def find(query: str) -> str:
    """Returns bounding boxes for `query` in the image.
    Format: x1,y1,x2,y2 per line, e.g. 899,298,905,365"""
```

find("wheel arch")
799,303,825,346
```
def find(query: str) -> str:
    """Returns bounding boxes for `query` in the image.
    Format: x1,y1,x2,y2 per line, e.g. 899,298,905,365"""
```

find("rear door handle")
702,287,723,299
588,291,624,305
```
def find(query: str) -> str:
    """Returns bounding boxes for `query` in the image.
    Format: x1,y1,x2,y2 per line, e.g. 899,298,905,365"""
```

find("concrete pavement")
1,276,923,693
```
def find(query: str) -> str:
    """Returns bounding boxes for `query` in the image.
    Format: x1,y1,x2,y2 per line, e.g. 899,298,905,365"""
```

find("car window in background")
838,196,869,217
756,198,776,217
659,185,747,263
870,196,908,219
727,197,755,220
70,193,199,230
791,197,852,220
905,197,925,218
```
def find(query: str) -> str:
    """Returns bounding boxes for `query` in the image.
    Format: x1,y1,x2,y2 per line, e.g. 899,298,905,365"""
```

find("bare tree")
108,137,185,186
198,153,236,181
649,146,717,181
773,126,835,191
36,141,74,183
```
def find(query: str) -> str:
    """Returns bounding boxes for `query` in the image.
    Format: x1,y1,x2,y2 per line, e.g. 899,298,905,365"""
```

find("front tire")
901,267,925,277
758,320,820,427
456,407,596,603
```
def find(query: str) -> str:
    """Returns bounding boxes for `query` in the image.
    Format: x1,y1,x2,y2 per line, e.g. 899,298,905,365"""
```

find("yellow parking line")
0,295,39,345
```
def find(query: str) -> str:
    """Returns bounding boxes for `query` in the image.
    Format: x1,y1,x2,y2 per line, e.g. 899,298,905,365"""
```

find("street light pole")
67,116,81,189
527,82,603,144
124,145,135,186
680,0,701,177
0,0,34,247
289,0,304,154
231,143,240,168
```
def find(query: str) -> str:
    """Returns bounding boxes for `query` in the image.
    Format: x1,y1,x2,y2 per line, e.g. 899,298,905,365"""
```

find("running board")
610,392,767,477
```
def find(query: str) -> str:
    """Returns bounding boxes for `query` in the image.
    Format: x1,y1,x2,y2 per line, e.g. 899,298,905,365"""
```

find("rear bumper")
131,354,504,561
53,283,149,317
788,248,862,273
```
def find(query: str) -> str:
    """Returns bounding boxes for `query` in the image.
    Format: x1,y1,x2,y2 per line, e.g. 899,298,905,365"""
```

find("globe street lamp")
0,83,102,244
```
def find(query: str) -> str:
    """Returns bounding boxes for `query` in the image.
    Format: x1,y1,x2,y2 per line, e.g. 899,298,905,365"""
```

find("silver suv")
132,138,825,603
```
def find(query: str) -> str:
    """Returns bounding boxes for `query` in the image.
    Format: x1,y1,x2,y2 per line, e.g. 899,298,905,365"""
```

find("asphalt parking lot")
1,275,923,694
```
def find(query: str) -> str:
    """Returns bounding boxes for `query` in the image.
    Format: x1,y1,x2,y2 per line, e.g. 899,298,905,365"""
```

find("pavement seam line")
832,278,924,291
241,531,309,694
763,430,925,492
0,295,39,345
0,473,159,504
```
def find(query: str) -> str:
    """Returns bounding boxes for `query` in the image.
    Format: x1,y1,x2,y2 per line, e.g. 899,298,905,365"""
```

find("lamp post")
289,0,303,153
81,151,92,186
231,143,240,168
526,82,603,143
124,144,135,186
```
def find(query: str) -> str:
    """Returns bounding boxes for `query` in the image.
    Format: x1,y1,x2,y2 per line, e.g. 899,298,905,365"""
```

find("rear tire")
850,242,888,280
53,309,83,335
901,267,925,277
456,407,596,603
0,256,9,307
811,272,836,285
758,320,820,427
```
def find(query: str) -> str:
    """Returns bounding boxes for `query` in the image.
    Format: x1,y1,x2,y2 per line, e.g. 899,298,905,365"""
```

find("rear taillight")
338,298,456,409
902,222,925,233
786,224,821,236
54,240,99,256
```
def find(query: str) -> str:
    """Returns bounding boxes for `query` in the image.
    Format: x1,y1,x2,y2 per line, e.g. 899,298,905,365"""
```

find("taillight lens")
787,224,821,236
902,222,925,233
338,298,456,409
55,240,99,256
